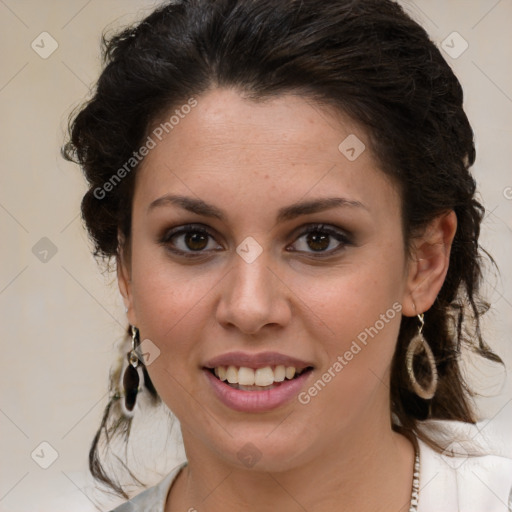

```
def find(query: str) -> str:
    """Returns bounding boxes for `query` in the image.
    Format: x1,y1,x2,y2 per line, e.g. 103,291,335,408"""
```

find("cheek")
130,237,217,330
315,255,403,323
304,247,405,372
128,249,216,388
129,274,212,417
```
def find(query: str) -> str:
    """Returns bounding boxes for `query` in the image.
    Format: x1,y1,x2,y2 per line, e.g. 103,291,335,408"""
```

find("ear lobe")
402,210,457,317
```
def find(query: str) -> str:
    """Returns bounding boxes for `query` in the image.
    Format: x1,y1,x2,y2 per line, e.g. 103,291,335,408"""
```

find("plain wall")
1,1,511,510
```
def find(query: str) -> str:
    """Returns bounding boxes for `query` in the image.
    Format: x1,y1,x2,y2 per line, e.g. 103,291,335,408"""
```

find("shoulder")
417,419,512,512
108,463,187,512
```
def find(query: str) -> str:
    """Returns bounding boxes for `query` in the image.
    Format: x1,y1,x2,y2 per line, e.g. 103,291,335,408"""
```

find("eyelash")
159,223,352,259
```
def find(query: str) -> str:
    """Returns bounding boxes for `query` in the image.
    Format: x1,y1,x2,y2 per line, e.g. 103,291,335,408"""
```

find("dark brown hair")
62,0,502,498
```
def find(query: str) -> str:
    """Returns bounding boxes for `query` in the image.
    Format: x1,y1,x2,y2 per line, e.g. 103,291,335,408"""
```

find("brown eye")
305,231,330,252
288,224,352,256
160,224,222,257
184,231,209,251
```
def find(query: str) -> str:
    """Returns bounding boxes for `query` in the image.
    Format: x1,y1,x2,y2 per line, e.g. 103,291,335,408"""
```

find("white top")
109,428,512,511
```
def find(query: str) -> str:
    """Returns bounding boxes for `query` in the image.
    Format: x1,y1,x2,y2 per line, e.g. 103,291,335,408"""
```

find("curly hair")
62,0,502,499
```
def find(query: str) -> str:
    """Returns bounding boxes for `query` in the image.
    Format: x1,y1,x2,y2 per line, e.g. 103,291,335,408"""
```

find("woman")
63,0,512,510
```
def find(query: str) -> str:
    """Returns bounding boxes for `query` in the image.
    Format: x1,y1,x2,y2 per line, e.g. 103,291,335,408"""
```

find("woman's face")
120,87,418,470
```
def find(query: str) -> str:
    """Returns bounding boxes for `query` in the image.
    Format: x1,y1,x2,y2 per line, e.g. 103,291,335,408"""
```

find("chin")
212,425,316,473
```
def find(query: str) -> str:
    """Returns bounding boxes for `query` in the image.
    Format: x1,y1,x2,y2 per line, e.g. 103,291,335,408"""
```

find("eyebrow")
148,194,367,223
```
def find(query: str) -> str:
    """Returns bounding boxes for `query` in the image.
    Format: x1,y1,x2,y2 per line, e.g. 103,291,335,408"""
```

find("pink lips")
203,351,312,370
202,351,314,413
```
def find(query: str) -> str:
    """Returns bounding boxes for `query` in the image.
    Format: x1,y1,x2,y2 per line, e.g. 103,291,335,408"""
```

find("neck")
167,411,415,512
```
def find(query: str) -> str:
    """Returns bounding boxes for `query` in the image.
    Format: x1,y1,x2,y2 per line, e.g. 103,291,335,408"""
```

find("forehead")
135,88,400,220
147,88,359,167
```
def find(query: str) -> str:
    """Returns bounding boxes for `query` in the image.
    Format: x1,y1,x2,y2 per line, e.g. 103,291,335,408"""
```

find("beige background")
0,1,511,510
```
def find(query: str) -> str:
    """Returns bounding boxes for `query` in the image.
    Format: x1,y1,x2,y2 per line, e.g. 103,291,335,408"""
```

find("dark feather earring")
121,325,142,417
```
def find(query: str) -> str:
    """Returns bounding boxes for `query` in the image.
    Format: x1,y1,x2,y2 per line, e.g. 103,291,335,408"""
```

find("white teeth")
254,366,274,387
285,366,296,380
274,365,286,382
217,366,227,381
238,367,255,385
226,365,238,384
212,364,307,387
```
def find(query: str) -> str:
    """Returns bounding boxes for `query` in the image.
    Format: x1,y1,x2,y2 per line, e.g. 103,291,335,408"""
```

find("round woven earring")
121,325,142,416
405,313,438,400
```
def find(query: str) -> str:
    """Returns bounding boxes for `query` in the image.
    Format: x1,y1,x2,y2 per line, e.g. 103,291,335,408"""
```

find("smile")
202,352,314,412
211,365,309,390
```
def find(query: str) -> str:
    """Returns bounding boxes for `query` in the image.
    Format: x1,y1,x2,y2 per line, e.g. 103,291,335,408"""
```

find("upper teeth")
214,365,302,386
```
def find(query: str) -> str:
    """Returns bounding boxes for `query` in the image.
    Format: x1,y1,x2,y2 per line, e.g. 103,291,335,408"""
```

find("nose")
215,251,292,335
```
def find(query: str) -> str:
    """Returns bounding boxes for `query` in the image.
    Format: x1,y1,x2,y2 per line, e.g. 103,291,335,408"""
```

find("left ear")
401,210,457,317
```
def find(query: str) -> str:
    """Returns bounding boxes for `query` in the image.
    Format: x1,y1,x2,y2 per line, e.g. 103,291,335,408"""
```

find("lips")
202,351,315,412
203,351,313,370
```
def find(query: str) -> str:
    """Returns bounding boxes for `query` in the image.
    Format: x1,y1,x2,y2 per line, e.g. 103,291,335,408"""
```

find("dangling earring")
122,325,142,416
406,313,438,400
